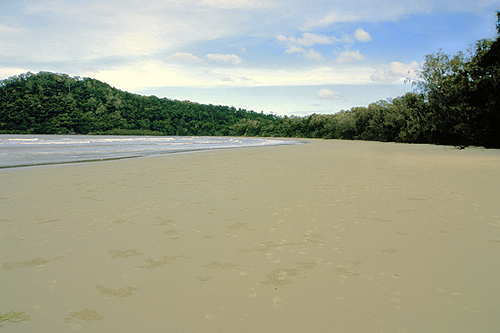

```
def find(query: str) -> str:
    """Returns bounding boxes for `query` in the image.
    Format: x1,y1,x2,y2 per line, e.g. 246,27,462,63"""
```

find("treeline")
1,12,499,147
0,71,277,136
232,12,500,148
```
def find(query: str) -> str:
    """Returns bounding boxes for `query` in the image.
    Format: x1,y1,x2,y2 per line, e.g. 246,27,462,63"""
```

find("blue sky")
1,0,498,116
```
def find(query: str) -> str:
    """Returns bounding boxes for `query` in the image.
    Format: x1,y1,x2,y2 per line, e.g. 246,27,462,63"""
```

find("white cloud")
318,89,342,100
277,32,342,60
302,49,323,60
206,54,244,65
277,29,373,61
298,32,339,47
200,0,275,10
306,11,363,28
284,45,306,54
371,61,420,83
0,0,268,66
303,0,497,29
354,28,372,42
277,33,339,50
336,49,366,63
168,52,201,63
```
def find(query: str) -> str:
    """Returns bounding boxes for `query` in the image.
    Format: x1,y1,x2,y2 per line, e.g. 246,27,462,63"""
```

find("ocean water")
0,135,299,168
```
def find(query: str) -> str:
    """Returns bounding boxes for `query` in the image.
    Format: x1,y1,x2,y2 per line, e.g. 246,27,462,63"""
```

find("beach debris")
95,285,138,297
0,311,30,327
64,308,103,323
136,255,189,269
2,258,49,270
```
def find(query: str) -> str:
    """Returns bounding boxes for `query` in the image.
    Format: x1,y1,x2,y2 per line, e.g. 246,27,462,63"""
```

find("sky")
1,0,499,116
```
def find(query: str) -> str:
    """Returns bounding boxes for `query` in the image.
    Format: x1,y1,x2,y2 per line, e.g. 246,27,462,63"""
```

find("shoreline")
1,139,499,331
0,140,305,170
0,135,301,169
1,135,492,171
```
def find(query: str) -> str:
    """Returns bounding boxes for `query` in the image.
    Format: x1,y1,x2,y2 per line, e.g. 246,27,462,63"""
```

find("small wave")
0,135,299,168
7,138,39,142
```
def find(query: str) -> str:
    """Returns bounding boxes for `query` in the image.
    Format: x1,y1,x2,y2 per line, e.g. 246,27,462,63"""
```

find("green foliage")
412,27,499,147
0,71,274,136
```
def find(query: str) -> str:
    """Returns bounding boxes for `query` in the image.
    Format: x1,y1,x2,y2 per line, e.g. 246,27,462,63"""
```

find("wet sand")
1,139,499,332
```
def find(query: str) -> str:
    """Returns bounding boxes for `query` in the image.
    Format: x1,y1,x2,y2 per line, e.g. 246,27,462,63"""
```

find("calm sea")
0,135,299,168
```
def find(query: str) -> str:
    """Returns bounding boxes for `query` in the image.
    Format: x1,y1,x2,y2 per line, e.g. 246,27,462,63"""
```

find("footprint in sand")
153,218,176,226
202,261,241,269
164,230,180,239
262,262,317,287
64,309,103,323
111,219,128,224
108,249,143,259
2,258,49,270
334,266,359,277
95,285,138,297
225,222,256,231
137,255,189,269
36,218,59,225
344,259,364,266
197,276,213,282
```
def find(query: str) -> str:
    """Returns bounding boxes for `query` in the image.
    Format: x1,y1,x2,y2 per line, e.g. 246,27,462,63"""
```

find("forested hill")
0,71,278,136
1,12,499,147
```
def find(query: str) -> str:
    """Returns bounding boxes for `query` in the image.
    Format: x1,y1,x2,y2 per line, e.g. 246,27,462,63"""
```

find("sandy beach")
1,139,499,332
